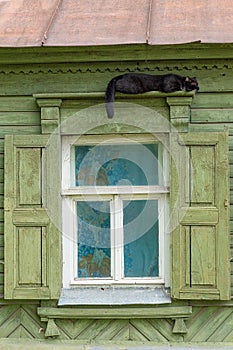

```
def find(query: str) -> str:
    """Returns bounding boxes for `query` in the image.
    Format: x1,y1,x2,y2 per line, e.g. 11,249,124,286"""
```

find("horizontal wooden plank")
36,90,194,101
12,209,49,225
62,186,169,196
0,194,4,209
0,126,41,136
0,210,4,223
62,97,168,109
230,208,233,221
179,289,220,300
0,72,230,96
12,287,50,300
229,235,233,255
60,105,169,122
191,109,233,123
189,123,233,134
229,166,233,178
0,97,39,111
1,45,233,64
61,110,170,134
230,152,233,165
38,306,192,319
0,170,3,182
192,93,233,108
0,140,4,153
179,131,225,144
229,136,233,150
230,192,233,205
181,208,218,225
0,246,3,259
0,155,3,169
9,134,49,147
230,221,233,234
0,112,40,125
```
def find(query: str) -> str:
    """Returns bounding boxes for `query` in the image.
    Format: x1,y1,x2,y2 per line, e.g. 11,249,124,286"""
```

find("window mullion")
111,195,124,281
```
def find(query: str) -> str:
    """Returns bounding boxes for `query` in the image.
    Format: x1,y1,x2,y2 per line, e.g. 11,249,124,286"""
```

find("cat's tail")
105,78,116,118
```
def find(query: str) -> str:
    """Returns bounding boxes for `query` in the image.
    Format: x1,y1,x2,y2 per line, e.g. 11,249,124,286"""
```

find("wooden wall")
0,44,233,345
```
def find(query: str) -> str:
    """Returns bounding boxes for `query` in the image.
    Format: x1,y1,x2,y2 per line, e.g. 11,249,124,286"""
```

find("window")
4,132,229,302
62,134,170,288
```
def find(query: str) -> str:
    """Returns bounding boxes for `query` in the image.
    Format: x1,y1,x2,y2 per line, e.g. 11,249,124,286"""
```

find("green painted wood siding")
0,52,232,299
2,99,231,300
1,304,233,342
0,47,232,345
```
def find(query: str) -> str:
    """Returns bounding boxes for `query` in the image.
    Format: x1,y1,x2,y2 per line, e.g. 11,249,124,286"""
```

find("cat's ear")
185,76,190,82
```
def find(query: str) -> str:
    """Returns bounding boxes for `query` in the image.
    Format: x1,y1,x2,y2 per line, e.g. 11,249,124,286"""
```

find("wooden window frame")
61,134,170,288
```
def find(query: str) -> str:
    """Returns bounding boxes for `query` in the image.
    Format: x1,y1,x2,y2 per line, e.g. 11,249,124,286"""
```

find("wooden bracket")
44,318,60,338
172,318,188,334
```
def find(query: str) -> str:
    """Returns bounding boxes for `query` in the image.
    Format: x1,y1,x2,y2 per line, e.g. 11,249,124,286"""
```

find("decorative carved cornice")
0,60,232,75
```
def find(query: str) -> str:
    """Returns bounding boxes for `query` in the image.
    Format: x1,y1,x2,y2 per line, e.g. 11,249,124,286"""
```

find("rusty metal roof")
0,0,232,47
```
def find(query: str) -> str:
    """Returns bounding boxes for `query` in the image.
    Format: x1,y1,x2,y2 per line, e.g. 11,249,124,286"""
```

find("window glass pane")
75,144,159,186
77,201,111,278
123,200,159,277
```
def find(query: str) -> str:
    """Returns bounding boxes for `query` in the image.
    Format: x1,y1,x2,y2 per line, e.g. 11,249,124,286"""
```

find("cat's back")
115,73,160,94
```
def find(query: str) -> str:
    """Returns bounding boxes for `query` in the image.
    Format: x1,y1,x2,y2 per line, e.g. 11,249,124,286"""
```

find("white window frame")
62,134,170,289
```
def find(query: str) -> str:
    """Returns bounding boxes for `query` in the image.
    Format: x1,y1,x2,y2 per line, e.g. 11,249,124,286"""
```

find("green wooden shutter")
170,132,230,300
4,135,61,299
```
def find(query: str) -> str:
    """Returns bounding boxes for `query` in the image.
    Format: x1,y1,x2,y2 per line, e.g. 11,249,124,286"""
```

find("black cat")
105,73,199,118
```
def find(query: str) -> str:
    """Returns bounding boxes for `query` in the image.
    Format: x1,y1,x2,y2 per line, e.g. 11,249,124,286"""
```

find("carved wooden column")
36,98,62,134
167,96,193,132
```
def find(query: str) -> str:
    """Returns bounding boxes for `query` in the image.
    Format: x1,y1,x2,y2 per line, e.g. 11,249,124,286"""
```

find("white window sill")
58,286,171,306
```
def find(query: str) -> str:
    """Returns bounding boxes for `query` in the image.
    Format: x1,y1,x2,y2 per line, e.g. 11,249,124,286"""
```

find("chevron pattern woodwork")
0,305,233,343
0,305,45,339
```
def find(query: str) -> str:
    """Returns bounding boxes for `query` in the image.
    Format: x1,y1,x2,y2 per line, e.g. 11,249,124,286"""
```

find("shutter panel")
4,135,61,299
170,132,230,300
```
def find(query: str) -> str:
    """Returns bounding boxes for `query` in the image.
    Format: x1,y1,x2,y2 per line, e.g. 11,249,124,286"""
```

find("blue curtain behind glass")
75,144,159,279
123,200,159,277
75,144,159,186
77,201,111,278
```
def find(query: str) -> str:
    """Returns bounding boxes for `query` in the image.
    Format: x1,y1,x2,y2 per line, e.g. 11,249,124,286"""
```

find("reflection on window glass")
77,201,111,278
75,144,159,186
123,200,159,277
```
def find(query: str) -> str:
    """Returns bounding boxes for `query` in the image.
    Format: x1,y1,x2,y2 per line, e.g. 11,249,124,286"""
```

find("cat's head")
184,77,199,92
